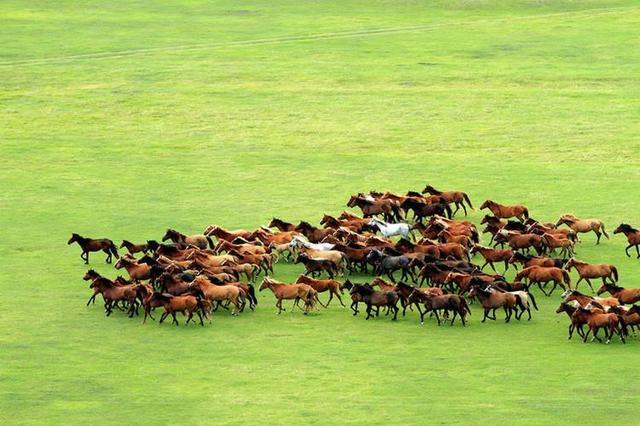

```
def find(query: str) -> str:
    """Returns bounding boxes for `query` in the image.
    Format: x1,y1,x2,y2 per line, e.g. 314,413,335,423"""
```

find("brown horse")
163,229,213,250
268,217,296,232
203,225,252,242
565,258,618,292
295,253,338,278
596,282,640,304
556,214,609,244
561,289,620,309
541,233,575,257
574,305,625,344
515,265,570,296
114,256,152,281
470,245,514,272
295,275,343,307
349,284,399,320
495,230,545,255
294,221,334,243
469,285,525,323
422,185,474,216
191,275,246,315
408,290,470,326
613,224,640,258
120,240,149,255
347,195,402,222
555,301,586,339
213,240,267,255
68,233,119,264
480,200,529,221
148,292,205,326
259,277,319,314
90,277,139,317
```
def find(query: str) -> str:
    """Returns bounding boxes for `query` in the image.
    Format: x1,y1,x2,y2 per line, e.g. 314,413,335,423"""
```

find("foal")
68,233,119,264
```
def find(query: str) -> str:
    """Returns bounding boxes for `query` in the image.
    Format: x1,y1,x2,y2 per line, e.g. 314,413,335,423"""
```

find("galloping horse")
347,195,402,222
556,214,609,244
613,224,640,258
369,217,413,240
480,200,529,221
68,233,119,264
565,258,618,292
162,229,213,250
259,277,319,314
596,282,640,304
469,285,525,323
268,217,296,232
120,240,149,255
408,290,470,326
422,185,474,216
295,275,344,307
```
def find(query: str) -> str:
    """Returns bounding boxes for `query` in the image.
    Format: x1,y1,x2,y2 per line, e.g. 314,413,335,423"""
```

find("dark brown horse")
613,224,640,258
294,221,334,243
68,233,119,264
469,285,525,323
407,289,470,326
349,284,399,320
422,185,474,216
268,217,296,232
480,200,529,221
347,195,402,222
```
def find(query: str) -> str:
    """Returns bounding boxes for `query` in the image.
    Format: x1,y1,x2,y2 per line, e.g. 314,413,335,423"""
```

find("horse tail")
470,228,480,244
109,241,120,258
601,222,610,239
527,291,538,310
618,315,628,337
463,192,474,210
562,269,571,287
247,284,258,306
611,265,618,282
206,236,215,249
522,207,529,220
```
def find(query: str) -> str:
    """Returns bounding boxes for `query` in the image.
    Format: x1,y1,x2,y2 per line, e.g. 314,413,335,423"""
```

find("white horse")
289,236,335,252
370,218,414,240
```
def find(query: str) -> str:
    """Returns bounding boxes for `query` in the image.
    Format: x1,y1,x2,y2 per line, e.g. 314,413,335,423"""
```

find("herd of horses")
68,184,640,344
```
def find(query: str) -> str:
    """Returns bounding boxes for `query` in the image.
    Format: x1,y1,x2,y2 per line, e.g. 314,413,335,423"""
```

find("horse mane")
621,223,639,233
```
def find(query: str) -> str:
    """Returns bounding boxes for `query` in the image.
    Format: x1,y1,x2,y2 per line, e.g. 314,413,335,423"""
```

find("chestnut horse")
596,282,640,304
515,265,570,296
574,305,625,344
120,240,150,255
347,195,402,222
561,289,620,309
68,233,119,264
556,214,609,244
470,245,514,272
259,277,319,314
613,224,640,258
148,292,205,326
422,185,474,216
191,275,246,315
295,275,343,307
480,200,529,221
469,285,525,323
565,258,618,292
114,256,152,281
203,225,252,242
555,301,586,339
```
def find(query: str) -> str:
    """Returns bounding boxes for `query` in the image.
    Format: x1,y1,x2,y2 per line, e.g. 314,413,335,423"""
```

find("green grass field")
2,0,640,424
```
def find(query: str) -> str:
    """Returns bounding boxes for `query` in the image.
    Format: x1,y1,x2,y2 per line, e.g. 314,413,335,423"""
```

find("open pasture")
2,0,640,424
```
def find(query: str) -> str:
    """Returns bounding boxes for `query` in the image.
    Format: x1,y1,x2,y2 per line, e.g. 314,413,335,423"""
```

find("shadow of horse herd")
68,185,640,344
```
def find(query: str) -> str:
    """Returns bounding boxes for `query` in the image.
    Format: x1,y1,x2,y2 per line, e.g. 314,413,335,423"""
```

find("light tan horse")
480,200,529,221
565,258,618,292
191,275,246,315
556,214,609,244
259,277,319,314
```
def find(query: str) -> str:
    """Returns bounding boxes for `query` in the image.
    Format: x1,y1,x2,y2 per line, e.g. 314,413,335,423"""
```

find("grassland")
1,1,640,424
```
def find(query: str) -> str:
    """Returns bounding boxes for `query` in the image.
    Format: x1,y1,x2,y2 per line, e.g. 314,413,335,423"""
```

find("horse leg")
335,292,346,307
86,293,97,306
103,248,112,263
594,230,601,245
172,312,179,326
159,312,168,324
450,310,458,326
624,244,632,257
574,277,584,291
482,308,489,323
585,279,595,293
351,301,358,315
82,251,89,264
635,244,640,258
504,307,511,323
365,304,373,320
568,324,574,339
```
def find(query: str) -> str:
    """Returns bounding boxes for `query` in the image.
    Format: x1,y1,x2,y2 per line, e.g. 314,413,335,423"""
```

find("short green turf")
1,1,639,424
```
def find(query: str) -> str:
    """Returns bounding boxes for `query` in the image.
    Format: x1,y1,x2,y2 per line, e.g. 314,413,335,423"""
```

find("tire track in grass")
0,6,636,68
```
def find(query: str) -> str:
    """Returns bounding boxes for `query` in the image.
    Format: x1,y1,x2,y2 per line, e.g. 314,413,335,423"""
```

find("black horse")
400,198,452,222
366,249,415,282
